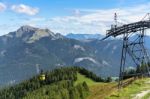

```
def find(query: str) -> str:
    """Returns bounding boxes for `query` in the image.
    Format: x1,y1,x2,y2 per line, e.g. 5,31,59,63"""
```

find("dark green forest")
0,67,103,99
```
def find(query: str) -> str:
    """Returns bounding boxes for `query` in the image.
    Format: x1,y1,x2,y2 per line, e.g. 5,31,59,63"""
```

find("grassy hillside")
0,67,103,99
1,66,149,99
75,73,99,86
23,73,96,99
23,72,104,99
87,82,116,99
75,71,117,99
86,77,150,99
23,73,150,99
107,78,150,99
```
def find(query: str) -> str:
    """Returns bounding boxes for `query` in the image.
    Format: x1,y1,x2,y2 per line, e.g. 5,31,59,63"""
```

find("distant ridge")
65,33,104,40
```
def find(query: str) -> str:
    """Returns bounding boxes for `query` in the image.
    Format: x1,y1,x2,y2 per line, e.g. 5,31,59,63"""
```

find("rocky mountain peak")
17,25,38,32
1,25,65,44
15,25,38,38
16,26,64,43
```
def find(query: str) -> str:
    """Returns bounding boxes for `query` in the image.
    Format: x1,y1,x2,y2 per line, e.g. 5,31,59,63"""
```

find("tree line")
123,62,150,79
0,66,103,99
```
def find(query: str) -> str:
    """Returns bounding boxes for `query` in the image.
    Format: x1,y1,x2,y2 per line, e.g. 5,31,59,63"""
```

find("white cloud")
0,2,6,12
40,3,150,35
11,4,39,16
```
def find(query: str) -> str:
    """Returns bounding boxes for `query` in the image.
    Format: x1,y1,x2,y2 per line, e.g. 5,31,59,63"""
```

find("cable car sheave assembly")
102,20,150,40
101,13,150,88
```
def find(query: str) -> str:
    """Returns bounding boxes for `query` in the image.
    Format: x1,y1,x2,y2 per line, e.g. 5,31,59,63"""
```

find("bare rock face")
16,25,38,38
8,25,64,43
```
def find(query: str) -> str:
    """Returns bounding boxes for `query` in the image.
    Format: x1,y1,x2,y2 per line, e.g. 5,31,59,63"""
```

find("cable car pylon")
101,13,150,89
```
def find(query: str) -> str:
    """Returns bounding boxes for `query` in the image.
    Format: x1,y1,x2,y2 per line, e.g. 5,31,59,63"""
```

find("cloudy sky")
0,0,150,36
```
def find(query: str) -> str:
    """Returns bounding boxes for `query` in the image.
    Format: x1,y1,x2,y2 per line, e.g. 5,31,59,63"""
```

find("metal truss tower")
101,13,150,88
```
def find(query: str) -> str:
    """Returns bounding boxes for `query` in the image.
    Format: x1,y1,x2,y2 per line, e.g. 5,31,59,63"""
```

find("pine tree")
82,81,89,91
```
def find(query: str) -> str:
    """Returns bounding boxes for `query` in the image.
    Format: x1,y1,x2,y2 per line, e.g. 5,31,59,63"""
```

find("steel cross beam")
101,20,150,40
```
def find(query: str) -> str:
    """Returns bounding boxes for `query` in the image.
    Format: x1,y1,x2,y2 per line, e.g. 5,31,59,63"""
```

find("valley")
0,26,125,86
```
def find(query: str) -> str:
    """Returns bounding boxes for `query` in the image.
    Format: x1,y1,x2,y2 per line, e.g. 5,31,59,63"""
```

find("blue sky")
0,0,150,35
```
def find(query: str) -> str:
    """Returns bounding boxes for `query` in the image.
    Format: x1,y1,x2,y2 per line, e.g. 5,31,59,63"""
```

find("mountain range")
0,25,149,86
65,33,104,40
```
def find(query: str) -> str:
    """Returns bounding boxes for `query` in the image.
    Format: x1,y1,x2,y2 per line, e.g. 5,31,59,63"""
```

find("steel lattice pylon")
118,27,150,88
101,13,150,89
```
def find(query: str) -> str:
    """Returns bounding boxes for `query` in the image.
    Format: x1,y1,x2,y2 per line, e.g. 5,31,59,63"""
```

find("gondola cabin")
39,74,45,81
